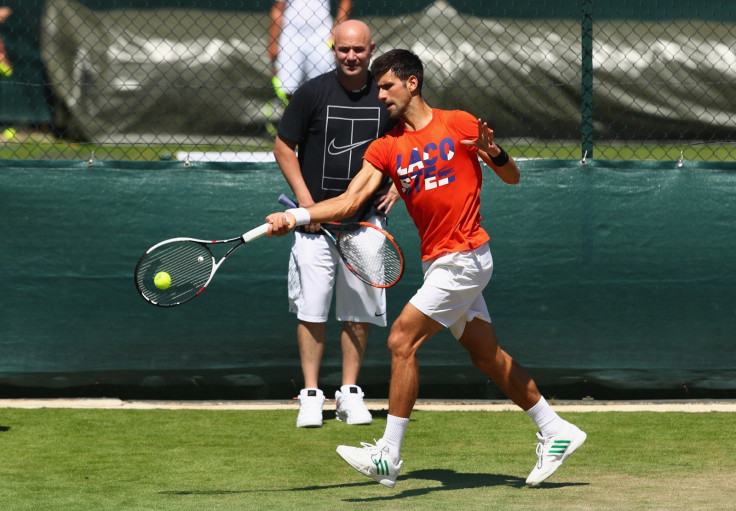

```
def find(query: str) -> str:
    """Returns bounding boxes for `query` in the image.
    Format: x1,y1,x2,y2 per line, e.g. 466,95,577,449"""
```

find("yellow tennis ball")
3,128,16,140
154,271,171,290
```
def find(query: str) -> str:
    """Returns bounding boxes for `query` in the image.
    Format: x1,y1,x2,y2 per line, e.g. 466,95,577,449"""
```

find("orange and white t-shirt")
363,109,490,261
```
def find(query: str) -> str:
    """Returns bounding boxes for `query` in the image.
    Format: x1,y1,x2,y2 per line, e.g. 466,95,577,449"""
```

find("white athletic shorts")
410,243,494,339
275,24,333,95
287,215,387,326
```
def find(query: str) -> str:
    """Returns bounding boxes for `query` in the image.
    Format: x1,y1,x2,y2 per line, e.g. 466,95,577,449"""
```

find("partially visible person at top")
268,0,351,104
265,48,587,487
0,6,12,77
273,20,399,429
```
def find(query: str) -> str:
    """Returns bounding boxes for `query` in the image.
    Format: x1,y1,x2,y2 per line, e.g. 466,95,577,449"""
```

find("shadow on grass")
160,468,588,498
340,469,589,501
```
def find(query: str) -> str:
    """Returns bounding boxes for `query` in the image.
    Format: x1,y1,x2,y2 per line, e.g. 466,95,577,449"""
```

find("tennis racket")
278,194,404,288
134,223,270,307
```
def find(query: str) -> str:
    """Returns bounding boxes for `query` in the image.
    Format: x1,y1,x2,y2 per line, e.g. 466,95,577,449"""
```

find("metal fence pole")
581,0,594,159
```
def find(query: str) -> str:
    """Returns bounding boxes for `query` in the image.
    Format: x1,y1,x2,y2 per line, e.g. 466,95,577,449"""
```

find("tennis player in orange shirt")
266,48,586,488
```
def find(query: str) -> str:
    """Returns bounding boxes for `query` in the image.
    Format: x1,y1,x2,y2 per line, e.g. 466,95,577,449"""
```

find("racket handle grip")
278,194,297,208
242,223,270,242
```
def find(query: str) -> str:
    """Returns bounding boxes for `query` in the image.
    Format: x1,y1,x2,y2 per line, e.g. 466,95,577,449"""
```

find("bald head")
334,19,372,45
332,20,376,90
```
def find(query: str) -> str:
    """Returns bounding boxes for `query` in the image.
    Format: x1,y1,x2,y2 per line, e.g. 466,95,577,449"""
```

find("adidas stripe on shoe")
526,422,587,486
336,440,402,488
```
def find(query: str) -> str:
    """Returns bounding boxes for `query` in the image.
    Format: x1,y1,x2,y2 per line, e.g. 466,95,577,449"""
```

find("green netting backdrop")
1,159,734,399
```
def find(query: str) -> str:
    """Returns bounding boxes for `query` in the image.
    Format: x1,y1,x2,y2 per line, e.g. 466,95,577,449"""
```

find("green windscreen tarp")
1,159,734,399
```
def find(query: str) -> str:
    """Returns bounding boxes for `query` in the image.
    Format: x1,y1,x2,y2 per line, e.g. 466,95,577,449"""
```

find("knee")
386,330,405,358
474,347,513,375
465,341,503,373
467,351,490,372
387,320,416,360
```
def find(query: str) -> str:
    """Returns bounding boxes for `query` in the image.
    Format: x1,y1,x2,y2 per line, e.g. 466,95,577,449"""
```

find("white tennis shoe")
526,422,587,486
336,440,403,488
335,385,372,425
296,388,324,428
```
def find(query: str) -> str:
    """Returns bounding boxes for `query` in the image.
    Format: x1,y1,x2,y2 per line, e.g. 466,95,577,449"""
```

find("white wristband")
286,207,311,226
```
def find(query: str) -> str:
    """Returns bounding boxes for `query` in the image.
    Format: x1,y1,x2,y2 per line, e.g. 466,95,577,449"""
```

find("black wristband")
490,145,509,167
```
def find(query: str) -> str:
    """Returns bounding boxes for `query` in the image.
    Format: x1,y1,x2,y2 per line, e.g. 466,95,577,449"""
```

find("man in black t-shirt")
273,19,398,428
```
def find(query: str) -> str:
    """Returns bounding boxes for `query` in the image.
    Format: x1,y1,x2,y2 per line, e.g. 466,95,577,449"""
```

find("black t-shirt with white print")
277,70,397,224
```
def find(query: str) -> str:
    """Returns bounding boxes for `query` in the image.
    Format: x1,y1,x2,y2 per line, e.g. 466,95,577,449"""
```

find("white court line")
1,399,735,412
176,151,275,163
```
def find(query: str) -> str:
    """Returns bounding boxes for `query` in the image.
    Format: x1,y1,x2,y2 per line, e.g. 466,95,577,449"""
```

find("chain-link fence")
1,0,735,161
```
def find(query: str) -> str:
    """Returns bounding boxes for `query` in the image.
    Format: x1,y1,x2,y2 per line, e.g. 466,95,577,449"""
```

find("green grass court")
1,404,734,510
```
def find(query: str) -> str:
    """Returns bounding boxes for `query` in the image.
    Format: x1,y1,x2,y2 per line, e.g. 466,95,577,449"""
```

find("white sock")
381,414,409,463
525,396,567,437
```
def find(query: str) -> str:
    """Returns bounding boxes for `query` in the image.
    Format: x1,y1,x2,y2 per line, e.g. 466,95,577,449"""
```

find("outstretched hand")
462,118,519,184
460,118,499,156
375,182,402,214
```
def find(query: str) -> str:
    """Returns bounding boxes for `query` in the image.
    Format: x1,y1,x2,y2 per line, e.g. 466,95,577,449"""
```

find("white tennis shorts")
287,215,387,326
410,243,494,339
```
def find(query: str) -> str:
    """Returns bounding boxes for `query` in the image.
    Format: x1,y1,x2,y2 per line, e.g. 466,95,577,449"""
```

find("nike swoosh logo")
327,138,372,155
375,311,386,317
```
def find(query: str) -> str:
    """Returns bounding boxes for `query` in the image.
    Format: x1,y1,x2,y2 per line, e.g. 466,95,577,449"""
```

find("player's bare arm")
273,135,324,233
461,118,520,185
273,136,314,207
266,161,385,236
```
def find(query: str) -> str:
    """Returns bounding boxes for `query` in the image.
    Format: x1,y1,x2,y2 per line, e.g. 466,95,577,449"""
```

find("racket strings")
338,226,403,287
136,241,213,305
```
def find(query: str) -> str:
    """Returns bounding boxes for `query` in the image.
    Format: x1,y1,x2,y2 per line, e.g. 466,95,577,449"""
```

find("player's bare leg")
335,321,373,425
457,318,540,410
336,303,441,486
458,317,586,486
296,321,326,427
340,321,370,385
385,303,443,418
298,320,326,389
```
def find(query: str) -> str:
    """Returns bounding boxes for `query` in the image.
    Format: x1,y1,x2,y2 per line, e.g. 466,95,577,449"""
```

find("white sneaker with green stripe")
336,440,402,488
526,422,587,486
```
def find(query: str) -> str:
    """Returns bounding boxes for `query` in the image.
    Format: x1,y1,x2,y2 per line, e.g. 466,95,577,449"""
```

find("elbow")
504,162,520,184
497,166,519,185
